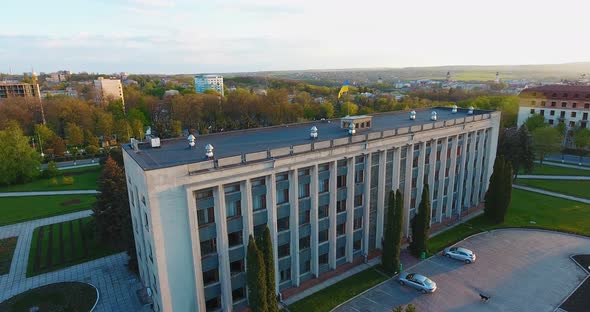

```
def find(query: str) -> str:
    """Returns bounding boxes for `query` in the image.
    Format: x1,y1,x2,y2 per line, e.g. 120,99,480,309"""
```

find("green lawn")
0,282,97,311
27,217,121,277
515,179,590,199
0,237,18,275
288,267,388,312
0,195,96,226
427,188,590,254
0,165,102,192
520,163,590,176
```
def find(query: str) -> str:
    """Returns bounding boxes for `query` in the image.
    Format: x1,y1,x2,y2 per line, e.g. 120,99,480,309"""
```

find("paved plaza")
334,229,590,312
0,210,149,311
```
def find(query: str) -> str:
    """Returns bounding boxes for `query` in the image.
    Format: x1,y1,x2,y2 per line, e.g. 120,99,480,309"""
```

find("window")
551,101,556,107
337,175,347,188
302,260,311,273
318,163,330,172
573,102,577,108
354,194,363,207
337,223,346,236
561,111,566,118
230,259,244,275
319,253,329,265
277,188,289,204
354,239,362,251
252,177,265,187
278,243,290,258
583,112,588,120
196,189,213,200
337,159,347,168
355,170,364,183
411,177,417,188
299,209,310,225
319,179,329,193
299,183,310,198
141,195,146,205
202,268,219,285
147,244,153,262
318,204,329,219
540,109,545,116
571,112,577,118
144,212,150,231
232,287,246,302
530,101,535,106
277,216,290,232
280,268,291,282
254,224,265,237
355,155,365,164
354,217,363,230
336,246,345,258
319,229,329,242
550,110,555,116
298,168,310,176
197,207,215,226
549,119,554,125
205,297,220,311
299,236,311,250
228,231,243,247
224,183,239,194
200,238,216,257
569,121,576,127
276,172,288,181
226,200,241,218
254,194,266,211
530,108,534,114
336,199,346,213
562,102,567,108
585,103,590,109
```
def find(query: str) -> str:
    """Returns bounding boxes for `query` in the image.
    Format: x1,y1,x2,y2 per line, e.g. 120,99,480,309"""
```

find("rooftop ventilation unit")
348,123,356,135
452,104,458,113
187,134,196,148
409,110,417,120
468,106,474,114
150,137,161,148
431,111,438,121
205,144,214,159
310,126,318,139
130,138,139,152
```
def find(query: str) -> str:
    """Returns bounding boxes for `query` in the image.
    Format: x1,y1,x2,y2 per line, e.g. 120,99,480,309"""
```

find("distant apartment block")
94,77,125,107
195,75,224,96
517,85,590,129
0,82,41,99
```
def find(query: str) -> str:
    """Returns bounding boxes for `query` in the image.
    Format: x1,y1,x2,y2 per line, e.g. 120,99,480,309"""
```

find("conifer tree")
382,191,396,273
392,189,404,272
246,235,268,312
257,226,278,312
410,184,431,257
485,155,506,224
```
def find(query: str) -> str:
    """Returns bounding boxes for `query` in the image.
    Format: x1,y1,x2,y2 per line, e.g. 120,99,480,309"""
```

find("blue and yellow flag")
338,80,349,99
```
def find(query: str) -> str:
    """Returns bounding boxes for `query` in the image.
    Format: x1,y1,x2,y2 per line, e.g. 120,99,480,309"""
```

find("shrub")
49,177,59,186
61,176,75,185
43,161,60,178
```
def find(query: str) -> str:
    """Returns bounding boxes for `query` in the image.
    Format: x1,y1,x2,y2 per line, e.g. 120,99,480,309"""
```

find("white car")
398,272,437,293
443,246,476,263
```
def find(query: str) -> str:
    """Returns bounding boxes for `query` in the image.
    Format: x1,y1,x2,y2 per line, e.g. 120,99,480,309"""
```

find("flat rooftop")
124,107,492,170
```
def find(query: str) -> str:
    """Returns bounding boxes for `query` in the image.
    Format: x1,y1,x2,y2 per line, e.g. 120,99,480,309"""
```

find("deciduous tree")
0,122,41,185
532,127,561,164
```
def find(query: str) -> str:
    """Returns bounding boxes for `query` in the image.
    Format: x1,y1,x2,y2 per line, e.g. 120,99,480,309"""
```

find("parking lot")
334,229,590,312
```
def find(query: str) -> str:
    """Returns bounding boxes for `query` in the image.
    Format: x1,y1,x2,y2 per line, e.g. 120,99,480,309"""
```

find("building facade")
195,75,224,96
122,107,500,312
0,82,41,99
517,85,590,129
93,77,125,107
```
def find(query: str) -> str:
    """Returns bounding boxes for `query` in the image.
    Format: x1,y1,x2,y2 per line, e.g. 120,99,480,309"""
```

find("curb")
88,282,100,312
552,255,590,312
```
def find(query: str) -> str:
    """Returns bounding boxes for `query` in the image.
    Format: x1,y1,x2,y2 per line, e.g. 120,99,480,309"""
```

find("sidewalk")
517,175,590,180
512,185,590,204
535,160,590,171
0,190,99,197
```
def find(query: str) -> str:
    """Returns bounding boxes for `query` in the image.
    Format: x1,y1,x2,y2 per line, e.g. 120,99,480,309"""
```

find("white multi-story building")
195,75,224,96
123,107,500,312
517,85,590,129
93,77,125,108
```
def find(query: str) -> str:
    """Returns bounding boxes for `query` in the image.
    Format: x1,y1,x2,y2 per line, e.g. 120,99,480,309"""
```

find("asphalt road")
334,229,590,312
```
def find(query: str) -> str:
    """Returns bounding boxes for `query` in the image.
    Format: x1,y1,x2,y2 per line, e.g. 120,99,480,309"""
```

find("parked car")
398,272,437,293
443,246,476,263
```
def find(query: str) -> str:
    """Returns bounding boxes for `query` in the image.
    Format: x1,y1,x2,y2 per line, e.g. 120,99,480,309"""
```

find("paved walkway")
512,185,590,204
0,190,99,197
535,160,590,170
517,175,590,180
0,211,147,311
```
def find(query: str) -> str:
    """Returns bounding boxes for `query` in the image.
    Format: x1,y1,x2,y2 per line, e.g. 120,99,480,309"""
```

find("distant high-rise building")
495,72,500,84
93,77,124,107
195,74,224,96
0,82,41,99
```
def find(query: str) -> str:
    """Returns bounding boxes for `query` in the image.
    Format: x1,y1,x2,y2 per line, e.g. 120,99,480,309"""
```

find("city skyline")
2,0,590,74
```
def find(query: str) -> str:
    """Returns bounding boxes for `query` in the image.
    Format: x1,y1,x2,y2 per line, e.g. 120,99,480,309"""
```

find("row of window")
531,99,590,109
530,108,589,120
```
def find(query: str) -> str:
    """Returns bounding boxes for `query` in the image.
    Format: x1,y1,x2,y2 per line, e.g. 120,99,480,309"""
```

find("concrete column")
265,174,280,293
375,150,386,249
436,138,449,222
484,117,501,193
241,179,253,241
185,190,206,312
362,153,372,256
346,157,355,262
464,132,477,208
446,136,458,219
310,165,319,277
289,170,300,286
481,129,493,197
455,132,469,216
473,131,486,204
403,143,414,237
427,140,437,201
328,161,337,269
415,141,427,210
392,147,401,191
212,185,232,310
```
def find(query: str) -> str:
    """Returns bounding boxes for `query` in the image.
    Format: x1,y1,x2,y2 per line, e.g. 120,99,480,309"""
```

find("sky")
2,0,590,74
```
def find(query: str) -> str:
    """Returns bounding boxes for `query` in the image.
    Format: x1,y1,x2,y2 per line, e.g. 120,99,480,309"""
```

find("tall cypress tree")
410,184,431,257
246,235,267,312
392,189,404,273
497,161,513,223
485,155,506,224
257,226,278,312
382,190,396,273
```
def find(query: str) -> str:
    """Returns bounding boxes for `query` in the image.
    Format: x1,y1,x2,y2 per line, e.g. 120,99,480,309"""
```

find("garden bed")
0,237,18,275
0,282,97,311
559,255,590,312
